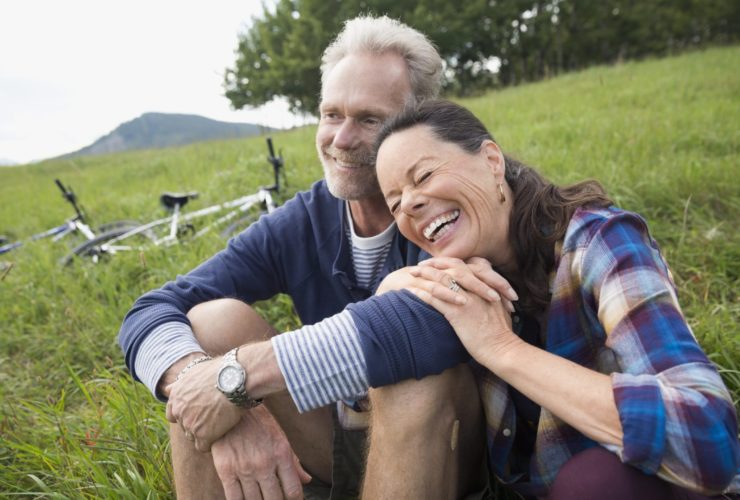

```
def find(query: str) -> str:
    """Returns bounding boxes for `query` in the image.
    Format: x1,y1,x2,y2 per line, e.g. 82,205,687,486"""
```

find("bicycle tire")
97,220,144,233
60,226,140,266
219,210,266,238
98,219,157,242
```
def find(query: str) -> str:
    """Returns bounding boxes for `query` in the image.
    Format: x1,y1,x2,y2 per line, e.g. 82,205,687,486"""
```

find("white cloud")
0,0,309,163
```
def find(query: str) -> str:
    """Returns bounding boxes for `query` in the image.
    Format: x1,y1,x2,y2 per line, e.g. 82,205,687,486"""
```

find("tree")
224,0,366,115
223,0,739,116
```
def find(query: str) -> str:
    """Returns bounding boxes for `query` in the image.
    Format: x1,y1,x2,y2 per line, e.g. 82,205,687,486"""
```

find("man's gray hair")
321,15,443,104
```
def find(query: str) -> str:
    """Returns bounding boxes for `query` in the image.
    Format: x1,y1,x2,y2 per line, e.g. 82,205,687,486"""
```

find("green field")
1,46,738,496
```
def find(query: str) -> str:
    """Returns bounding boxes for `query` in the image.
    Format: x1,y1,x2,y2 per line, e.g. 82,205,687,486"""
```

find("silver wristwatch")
216,347,262,408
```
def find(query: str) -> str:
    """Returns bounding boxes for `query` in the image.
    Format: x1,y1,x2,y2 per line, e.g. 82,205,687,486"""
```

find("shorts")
303,402,369,500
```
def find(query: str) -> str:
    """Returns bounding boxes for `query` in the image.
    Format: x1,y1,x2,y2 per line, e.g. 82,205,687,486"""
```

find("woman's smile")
422,209,460,242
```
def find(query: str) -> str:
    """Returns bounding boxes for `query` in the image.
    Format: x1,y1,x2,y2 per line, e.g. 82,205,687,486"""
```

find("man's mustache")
323,145,375,167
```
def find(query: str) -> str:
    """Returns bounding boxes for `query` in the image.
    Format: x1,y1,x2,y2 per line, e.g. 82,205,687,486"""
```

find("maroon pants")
546,447,734,500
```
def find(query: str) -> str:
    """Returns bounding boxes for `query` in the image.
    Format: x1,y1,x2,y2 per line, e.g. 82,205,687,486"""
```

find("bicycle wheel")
97,220,144,233
219,209,266,238
60,225,142,266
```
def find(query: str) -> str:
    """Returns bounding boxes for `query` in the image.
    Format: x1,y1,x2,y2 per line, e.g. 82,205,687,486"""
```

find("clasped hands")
165,355,311,499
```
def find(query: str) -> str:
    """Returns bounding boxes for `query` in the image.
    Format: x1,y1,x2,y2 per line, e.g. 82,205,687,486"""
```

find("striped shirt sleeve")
272,310,368,413
134,321,205,400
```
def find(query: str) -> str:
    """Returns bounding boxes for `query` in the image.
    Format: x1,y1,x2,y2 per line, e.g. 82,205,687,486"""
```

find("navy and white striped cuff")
272,310,368,413
134,321,204,400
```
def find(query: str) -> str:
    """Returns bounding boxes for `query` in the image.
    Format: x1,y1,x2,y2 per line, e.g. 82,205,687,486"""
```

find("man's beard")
321,145,382,200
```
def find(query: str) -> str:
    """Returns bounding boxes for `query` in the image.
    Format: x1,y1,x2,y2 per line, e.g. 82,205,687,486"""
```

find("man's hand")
212,405,312,500
165,358,242,451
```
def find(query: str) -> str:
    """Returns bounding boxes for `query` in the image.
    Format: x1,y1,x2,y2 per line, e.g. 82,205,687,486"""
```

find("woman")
373,100,739,498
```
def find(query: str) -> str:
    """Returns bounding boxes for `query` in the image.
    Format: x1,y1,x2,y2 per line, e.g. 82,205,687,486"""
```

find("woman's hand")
406,257,521,366
376,257,518,311
377,266,465,302
375,267,423,295
413,257,518,312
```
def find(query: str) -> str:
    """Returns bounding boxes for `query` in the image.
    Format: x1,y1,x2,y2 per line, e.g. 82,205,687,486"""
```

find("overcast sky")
1,0,309,164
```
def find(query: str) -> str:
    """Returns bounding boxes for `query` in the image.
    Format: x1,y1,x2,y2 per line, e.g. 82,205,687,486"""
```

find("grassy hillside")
1,46,738,496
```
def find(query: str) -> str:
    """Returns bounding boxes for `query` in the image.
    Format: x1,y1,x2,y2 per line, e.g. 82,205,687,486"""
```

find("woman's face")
376,125,511,265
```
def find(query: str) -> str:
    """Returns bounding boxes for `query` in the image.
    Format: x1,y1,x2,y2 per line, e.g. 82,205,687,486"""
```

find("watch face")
218,365,245,392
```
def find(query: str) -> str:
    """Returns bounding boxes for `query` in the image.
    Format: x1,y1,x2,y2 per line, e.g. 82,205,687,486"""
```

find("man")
120,15,495,499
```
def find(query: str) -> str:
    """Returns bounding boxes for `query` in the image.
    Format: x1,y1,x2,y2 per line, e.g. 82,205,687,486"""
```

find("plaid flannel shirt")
479,206,739,495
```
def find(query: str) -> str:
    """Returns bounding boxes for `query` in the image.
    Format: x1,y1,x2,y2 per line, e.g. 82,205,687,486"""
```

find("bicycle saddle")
160,192,199,209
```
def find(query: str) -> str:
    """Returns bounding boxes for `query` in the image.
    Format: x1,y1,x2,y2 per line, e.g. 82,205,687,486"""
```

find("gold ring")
184,430,195,442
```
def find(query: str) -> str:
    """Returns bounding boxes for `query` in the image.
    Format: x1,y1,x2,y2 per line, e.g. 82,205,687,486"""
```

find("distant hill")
60,112,274,158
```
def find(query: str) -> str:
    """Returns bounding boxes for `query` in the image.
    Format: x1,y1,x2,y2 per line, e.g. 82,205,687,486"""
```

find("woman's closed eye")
415,170,432,184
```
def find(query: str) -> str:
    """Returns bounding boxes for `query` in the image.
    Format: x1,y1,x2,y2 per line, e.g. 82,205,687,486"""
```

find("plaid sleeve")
579,211,739,494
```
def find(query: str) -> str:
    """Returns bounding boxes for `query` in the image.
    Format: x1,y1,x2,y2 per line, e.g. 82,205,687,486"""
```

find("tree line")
223,0,739,115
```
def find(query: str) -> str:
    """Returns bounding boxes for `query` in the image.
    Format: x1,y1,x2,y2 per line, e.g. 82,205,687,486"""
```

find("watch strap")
219,347,262,409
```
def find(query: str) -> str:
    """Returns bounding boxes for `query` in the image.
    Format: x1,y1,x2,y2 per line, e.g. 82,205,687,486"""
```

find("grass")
1,45,738,496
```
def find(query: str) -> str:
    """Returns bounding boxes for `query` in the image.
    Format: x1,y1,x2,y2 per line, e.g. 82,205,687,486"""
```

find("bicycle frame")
63,137,285,265
0,181,96,255
97,190,272,255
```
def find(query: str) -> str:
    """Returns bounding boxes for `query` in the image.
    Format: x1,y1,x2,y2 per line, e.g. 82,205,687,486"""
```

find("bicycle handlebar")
265,137,284,193
55,179,69,198
54,179,86,222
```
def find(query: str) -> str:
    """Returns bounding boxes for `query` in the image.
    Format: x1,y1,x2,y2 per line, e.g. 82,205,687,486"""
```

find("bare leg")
362,364,485,500
171,299,334,499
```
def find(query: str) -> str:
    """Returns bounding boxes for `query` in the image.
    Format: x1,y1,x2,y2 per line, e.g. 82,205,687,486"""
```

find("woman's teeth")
423,210,460,241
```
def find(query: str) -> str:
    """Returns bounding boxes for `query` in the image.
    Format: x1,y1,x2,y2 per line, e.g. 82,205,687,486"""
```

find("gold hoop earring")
498,183,506,204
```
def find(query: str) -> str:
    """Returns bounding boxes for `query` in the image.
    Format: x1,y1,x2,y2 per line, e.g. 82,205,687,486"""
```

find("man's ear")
481,140,505,180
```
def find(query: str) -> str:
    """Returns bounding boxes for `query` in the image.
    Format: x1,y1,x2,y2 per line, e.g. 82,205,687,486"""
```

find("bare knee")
369,364,480,435
187,298,277,355
364,364,485,498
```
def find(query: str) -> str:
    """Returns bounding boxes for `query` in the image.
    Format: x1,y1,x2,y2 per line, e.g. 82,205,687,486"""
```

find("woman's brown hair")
375,100,612,313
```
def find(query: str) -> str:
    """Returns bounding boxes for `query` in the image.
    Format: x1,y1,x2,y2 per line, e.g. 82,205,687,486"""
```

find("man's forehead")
318,95,403,116
319,53,412,111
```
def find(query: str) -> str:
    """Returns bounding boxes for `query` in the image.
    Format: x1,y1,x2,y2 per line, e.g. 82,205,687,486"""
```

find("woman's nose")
400,189,426,215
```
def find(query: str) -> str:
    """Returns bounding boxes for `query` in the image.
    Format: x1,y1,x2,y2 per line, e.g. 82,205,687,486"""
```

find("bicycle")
62,137,285,265
0,179,142,256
